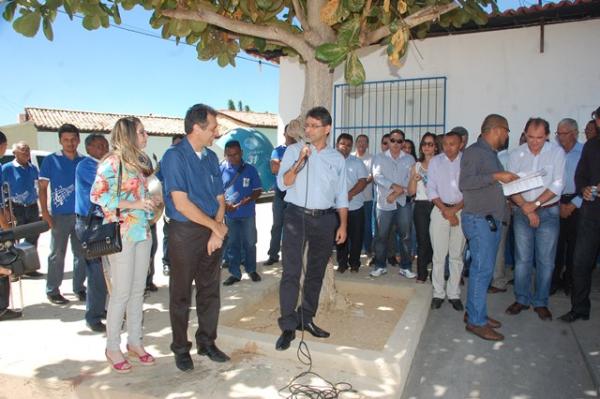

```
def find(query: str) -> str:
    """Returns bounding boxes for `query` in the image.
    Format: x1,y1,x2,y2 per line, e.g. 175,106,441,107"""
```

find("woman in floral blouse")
91,116,159,373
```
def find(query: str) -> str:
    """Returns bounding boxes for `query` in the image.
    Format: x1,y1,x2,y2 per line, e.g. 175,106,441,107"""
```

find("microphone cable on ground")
278,149,356,399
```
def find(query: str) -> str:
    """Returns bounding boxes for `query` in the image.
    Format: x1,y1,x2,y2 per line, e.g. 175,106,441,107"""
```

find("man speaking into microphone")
275,107,348,351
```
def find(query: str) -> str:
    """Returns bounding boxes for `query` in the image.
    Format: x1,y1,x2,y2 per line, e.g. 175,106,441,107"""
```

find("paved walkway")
402,274,600,399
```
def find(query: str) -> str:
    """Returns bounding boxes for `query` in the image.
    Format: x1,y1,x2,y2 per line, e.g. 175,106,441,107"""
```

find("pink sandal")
105,350,132,373
127,344,155,366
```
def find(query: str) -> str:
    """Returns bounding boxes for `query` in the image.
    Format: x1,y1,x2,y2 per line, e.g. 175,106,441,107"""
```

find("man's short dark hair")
0,131,6,145
224,140,241,150
524,117,550,135
444,131,462,141
356,134,369,144
450,126,469,139
481,114,508,134
85,134,107,148
305,106,332,127
172,134,184,144
58,123,80,139
381,133,390,143
184,103,218,134
336,133,353,144
389,129,405,139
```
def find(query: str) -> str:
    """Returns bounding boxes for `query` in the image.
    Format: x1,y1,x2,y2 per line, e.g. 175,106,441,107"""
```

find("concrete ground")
402,273,600,399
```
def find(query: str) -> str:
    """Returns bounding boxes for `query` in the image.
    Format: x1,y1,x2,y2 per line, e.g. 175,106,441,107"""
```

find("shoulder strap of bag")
85,161,123,228
224,162,245,191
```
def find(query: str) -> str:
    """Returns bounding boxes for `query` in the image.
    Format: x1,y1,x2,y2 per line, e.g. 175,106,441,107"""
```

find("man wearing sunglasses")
371,129,416,278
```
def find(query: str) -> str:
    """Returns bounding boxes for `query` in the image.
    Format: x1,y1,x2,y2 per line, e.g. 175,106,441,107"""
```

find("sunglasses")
422,142,435,147
389,138,404,144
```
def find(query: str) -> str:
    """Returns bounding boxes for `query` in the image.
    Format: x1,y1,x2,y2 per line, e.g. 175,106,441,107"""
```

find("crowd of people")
0,103,599,371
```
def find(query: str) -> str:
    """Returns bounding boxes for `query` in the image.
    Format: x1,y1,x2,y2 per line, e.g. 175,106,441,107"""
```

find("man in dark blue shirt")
2,141,43,279
39,124,86,305
220,140,263,286
161,104,230,371
74,134,109,332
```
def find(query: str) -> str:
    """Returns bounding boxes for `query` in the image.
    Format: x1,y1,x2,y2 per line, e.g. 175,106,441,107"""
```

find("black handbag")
81,162,123,260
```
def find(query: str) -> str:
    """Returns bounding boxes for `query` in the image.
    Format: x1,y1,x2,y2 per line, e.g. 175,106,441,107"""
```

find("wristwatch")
534,200,541,208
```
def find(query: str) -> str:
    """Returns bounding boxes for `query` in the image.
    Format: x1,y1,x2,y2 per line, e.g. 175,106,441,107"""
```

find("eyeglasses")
389,138,404,144
422,142,435,147
304,124,324,129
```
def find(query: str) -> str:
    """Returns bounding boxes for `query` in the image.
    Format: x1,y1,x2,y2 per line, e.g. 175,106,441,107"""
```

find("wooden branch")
358,0,373,46
365,2,459,45
292,0,309,31
161,7,313,58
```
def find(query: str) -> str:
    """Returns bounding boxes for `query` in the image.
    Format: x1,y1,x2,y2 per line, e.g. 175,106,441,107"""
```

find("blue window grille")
332,77,447,154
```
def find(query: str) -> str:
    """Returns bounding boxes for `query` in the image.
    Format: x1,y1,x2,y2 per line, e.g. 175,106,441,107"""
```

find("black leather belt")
443,202,458,208
289,203,335,216
11,202,37,209
560,194,577,204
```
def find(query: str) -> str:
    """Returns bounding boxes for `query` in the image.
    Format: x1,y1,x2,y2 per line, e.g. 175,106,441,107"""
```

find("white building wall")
279,19,600,147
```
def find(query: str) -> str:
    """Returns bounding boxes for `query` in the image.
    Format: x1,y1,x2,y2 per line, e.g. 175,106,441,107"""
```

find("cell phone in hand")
485,215,498,232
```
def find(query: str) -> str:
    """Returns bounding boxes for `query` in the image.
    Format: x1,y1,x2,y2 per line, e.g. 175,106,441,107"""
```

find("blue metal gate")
332,77,447,153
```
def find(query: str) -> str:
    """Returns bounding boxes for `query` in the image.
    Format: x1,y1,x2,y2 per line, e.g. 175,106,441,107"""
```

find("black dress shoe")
275,330,295,351
223,276,241,286
48,293,69,305
431,298,443,309
264,258,279,266
558,310,589,323
197,344,230,362
175,352,194,371
249,272,262,282
0,309,23,321
297,321,330,338
76,291,87,302
337,266,348,274
449,299,464,311
87,321,106,333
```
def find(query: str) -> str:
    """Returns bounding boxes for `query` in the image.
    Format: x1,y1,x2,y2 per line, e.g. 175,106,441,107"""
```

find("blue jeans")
75,216,108,325
362,200,374,254
462,212,502,326
226,215,257,279
267,191,286,260
513,206,560,307
374,204,412,270
46,213,87,295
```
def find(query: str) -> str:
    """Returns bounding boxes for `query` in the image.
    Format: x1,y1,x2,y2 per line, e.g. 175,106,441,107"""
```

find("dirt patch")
224,291,407,351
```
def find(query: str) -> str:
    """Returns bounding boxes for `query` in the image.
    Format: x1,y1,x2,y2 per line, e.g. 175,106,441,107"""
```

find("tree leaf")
397,0,407,14
342,0,364,13
217,52,229,67
13,11,41,37
3,1,18,21
112,4,121,24
320,0,340,26
82,14,101,30
42,16,54,40
190,20,207,33
256,0,271,10
345,52,365,86
63,0,74,19
254,37,266,51
315,42,348,63
100,13,109,28
336,15,360,47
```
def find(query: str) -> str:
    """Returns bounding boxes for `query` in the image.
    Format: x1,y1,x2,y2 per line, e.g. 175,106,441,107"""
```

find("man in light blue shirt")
39,124,86,305
506,118,566,321
275,106,348,351
336,133,368,273
371,129,415,278
551,118,584,296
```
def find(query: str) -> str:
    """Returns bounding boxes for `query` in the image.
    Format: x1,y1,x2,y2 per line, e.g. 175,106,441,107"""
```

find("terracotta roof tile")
218,110,279,128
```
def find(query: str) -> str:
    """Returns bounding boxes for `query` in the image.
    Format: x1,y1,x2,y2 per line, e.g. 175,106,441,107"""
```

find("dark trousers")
268,190,286,260
13,203,41,246
168,221,222,354
571,217,600,317
146,223,158,287
336,207,364,270
0,276,9,311
278,206,337,331
162,218,170,266
553,209,579,290
414,200,434,281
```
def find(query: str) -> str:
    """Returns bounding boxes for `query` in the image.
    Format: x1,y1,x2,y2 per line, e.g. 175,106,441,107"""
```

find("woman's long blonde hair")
109,116,152,176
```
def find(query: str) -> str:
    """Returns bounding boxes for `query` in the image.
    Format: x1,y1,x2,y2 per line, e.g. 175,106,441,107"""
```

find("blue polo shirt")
39,151,84,214
2,160,39,206
161,137,224,222
221,161,262,219
75,156,102,216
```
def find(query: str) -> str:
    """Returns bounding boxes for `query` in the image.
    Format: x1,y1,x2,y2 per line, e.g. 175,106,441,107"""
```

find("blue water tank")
215,128,275,191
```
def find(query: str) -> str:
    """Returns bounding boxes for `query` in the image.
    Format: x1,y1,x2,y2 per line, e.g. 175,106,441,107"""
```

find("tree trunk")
300,58,334,117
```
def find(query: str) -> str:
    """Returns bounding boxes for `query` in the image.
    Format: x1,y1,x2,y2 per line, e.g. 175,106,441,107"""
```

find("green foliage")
344,52,365,86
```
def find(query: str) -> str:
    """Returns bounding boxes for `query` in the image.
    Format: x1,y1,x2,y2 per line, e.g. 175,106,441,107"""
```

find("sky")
0,0,542,125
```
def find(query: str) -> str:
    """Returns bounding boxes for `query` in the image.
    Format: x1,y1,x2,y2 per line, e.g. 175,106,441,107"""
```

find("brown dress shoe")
533,307,552,321
463,313,502,329
505,302,530,315
488,286,507,294
466,324,504,341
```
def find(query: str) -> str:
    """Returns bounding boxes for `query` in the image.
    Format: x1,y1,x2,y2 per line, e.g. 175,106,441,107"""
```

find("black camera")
0,221,49,277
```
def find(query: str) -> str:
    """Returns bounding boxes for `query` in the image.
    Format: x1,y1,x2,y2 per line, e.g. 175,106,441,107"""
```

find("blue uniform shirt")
39,151,84,214
2,160,39,205
161,137,224,222
221,161,262,219
277,142,348,210
271,145,286,163
75,156,102,216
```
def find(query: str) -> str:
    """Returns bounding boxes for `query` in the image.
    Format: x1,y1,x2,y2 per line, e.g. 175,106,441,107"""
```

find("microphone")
0,221,50,242
296,141,310,173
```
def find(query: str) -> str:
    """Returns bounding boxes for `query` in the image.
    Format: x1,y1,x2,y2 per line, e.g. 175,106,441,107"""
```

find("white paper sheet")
501,170,546,196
